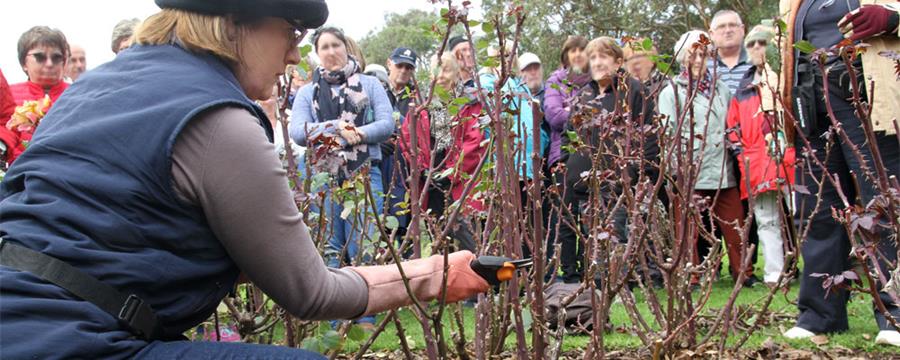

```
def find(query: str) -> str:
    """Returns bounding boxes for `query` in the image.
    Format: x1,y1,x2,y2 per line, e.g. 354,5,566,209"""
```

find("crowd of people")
0,0,898,358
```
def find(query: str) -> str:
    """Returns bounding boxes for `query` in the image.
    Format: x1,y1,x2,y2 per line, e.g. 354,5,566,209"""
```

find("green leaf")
448,104,460,116
452,96,470,105
481,22,494,34
467,20,480,27
522,311,533,331
476,38,490,50
347,325,366,342
657,62,672,75
301,337,325,353
775,19,787,35
385,216,400,230
299,44,313,58
440,8,449,17
436,167,454,179
641,38,653,52
321,330,343,350
311,172,331,192
794,40,817,54
434,85,451,102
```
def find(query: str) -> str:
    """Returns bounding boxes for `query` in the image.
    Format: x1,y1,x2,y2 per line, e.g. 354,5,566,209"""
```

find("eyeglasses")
28,51,65,65
713,22,743,31
747,39,767,48
283,19,309,49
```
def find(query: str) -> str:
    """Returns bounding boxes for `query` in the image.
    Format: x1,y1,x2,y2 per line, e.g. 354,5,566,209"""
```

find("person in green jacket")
657,30,758,287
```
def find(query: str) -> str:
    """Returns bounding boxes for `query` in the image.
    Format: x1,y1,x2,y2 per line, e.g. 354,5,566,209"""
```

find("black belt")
0,237,161,340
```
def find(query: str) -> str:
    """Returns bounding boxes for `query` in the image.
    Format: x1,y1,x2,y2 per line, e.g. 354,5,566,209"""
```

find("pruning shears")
470,256,533,285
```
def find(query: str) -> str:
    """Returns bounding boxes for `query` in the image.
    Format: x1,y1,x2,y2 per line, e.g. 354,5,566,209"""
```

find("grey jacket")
657,75,736,190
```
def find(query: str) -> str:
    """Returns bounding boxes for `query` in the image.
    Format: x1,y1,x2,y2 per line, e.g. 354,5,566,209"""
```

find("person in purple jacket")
543,35,591,169
541,35,591,282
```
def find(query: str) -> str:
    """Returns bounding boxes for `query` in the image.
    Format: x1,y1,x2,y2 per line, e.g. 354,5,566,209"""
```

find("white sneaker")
783,326,816,339
875,330,900,346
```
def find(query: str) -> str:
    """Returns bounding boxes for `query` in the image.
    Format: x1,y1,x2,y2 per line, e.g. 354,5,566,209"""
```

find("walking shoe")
876,330,900,346
783,326,815,339
742,275,762,288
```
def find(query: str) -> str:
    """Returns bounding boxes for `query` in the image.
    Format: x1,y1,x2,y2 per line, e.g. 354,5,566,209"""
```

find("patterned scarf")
312,56,370,175
680,68,713,97
429,83,481,153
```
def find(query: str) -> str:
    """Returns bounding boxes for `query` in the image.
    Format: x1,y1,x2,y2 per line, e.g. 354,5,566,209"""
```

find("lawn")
324,274,900,357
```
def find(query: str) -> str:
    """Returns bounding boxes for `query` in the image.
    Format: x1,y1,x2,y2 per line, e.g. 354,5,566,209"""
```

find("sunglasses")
28,51,66,65
747,40,768,48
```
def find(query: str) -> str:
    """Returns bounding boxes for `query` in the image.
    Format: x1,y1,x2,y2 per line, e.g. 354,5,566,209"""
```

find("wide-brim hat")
155,0,329,29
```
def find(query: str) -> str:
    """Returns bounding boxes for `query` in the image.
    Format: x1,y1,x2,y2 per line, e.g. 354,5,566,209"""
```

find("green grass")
326,274,900,356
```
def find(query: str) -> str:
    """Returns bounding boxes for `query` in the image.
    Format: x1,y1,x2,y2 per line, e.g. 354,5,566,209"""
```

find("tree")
481,0,777,73
358,9,443,70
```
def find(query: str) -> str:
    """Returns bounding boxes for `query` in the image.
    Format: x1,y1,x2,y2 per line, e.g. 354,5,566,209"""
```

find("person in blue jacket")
289,26,396,328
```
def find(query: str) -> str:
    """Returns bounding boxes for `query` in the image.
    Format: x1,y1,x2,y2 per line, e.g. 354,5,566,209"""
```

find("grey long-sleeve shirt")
170,106,368,320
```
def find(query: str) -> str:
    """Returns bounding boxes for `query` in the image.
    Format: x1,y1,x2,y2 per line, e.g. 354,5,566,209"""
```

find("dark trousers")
380,152,411,250
795,107,900,333
425,178,477,252
556,177,628,284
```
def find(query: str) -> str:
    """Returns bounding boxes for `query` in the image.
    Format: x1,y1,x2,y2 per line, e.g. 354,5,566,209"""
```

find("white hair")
710,10,743,30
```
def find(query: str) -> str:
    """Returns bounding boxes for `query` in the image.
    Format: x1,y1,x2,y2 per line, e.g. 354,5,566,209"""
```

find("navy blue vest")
0,45,271,359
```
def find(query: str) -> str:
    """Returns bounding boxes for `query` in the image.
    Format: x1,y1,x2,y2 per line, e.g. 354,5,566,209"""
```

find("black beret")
155,0,329,29
448,35,469,52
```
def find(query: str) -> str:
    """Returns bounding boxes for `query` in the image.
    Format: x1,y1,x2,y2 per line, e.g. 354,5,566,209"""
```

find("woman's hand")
439,251,491,303
348,250,490,316
337,120,365,145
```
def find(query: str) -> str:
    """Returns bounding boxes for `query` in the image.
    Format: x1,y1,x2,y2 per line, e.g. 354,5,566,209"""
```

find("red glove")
839,4,900,42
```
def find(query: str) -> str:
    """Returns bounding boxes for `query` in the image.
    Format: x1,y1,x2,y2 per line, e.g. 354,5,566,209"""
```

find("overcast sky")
1,0,482,83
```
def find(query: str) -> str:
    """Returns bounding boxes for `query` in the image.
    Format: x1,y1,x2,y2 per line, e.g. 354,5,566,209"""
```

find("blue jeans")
134,340,325,359
310,164,383,325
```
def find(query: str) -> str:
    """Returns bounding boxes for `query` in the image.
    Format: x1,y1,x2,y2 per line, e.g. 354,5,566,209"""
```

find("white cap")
517,52,541,71
363,64,389,85
673,30,710,64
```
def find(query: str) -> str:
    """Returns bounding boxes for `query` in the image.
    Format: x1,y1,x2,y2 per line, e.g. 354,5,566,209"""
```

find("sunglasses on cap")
746,39,768,48
28,51,66,65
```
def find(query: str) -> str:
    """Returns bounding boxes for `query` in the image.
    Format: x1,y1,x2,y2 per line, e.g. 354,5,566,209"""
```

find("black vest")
0,44,270,359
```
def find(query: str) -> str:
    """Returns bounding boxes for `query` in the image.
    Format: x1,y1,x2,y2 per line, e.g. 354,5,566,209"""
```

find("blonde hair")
345,36,367,72
622,38,658,60
134,9,249,64
584,37,624,62
432,52,460,77
485,44,519,76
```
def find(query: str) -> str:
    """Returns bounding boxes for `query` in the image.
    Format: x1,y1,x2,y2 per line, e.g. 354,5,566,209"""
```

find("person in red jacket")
400,52,487,252
0,69,18,168
6,26,71,164
725,24,796,287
